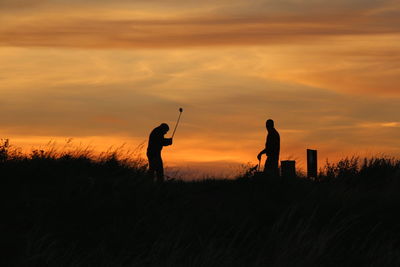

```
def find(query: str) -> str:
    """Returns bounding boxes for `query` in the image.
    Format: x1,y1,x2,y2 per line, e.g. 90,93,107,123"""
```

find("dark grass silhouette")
1,140,400,266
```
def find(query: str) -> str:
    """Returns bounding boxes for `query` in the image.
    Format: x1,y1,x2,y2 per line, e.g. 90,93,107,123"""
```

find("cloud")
0,0,394,13
0,0,46,10
358,122,400,128
249,35,400,96
1,0,399,48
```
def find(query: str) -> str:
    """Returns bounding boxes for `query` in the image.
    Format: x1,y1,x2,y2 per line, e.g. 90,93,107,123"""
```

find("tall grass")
1,139,400,266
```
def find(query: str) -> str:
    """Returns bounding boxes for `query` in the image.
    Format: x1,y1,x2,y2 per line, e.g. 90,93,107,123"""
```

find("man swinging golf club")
257,119,280,177
147,108,183,182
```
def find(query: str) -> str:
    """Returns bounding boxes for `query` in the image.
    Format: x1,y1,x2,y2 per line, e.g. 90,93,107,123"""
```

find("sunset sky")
1,0,399,177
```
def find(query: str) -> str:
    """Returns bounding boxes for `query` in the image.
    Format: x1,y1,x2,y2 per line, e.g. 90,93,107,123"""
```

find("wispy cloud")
1,0,399,48
358,122,400,128
1,15,399,49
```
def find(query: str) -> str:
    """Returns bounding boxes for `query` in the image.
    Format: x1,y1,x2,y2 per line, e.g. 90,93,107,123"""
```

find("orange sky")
1,0,399,177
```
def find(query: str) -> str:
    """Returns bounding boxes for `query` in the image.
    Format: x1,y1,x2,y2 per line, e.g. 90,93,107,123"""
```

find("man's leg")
147,155,156,181
264,155,279,177
154,157,164,183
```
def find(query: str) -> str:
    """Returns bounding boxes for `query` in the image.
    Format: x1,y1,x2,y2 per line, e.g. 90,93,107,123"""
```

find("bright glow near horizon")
1,0,399,177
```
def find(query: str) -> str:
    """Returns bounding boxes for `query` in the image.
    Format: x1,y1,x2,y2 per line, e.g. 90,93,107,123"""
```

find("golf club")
171,108,183,139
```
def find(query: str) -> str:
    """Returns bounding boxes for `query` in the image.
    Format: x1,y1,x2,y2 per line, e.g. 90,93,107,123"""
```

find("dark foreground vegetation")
1,140,400,266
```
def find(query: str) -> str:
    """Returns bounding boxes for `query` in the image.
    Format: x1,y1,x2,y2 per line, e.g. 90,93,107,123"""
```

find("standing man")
147,123,173,182
257,119,280,177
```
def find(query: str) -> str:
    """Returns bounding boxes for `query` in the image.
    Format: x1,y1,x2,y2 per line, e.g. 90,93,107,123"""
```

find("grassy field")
1,140,400,266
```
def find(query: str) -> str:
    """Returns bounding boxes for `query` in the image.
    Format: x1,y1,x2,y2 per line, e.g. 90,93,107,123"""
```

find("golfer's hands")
257,152,262,161
165,138,173,146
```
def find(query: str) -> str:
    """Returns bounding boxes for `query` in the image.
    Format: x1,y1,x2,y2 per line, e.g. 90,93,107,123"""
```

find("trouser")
264,155,279,177
147,154,164,182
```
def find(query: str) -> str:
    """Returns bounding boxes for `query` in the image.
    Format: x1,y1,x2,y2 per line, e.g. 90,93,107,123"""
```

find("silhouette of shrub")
1,141,400,266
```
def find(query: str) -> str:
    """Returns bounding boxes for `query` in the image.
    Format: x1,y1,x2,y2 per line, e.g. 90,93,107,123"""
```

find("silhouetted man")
147,123,173,182
257,119,280,177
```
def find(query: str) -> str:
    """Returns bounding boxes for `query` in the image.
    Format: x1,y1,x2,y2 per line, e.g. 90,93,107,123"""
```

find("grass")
1,139,400,266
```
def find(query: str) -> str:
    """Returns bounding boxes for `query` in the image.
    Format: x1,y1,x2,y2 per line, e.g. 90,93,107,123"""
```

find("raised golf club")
171,107,183,139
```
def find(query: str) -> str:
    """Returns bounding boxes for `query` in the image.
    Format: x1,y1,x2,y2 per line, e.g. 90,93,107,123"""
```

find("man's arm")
257,148,267,160
163,138,173,146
